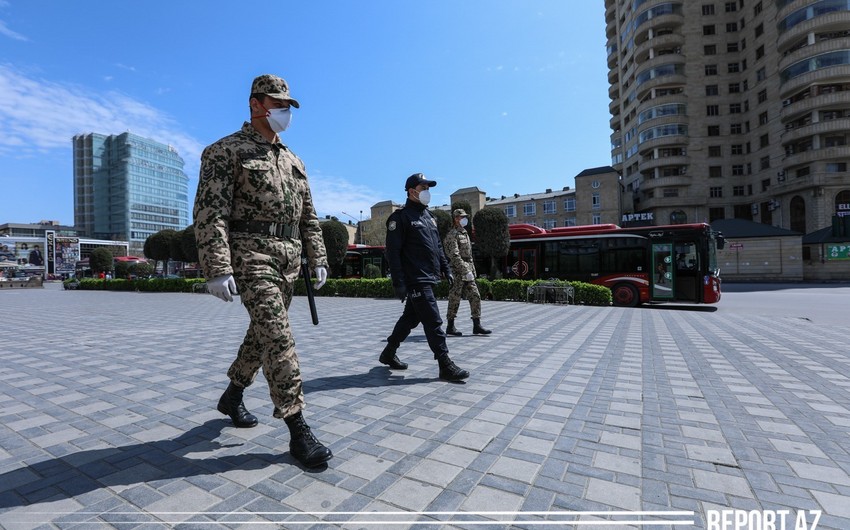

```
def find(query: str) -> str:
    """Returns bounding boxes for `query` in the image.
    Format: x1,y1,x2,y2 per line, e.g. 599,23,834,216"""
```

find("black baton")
301,256,319,325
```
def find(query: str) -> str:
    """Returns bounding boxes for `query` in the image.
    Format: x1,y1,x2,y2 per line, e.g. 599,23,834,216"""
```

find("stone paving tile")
1,285,850,529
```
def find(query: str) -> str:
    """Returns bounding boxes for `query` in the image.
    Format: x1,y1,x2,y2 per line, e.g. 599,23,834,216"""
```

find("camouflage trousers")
446,278,482,319
226,276,304,420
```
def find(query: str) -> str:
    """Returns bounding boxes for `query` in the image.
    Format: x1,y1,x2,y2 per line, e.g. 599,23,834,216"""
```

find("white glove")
464,272,475,282
207,274,238,302
315,266,327,290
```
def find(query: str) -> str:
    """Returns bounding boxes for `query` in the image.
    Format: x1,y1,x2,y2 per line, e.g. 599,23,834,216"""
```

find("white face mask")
459,218,468,227
417,189,431,206
267,108,292,132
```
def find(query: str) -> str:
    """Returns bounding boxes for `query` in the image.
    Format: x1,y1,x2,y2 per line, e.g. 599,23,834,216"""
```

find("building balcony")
781,90,850,122
633,33,685,66
639,174,693,191
777,11,850,54
779,37,850,73
609,83,620,100
610,113,621,130
783,145,850,166
780,65,850,99
639,155,690,173
633,13,685,47
608,68,619,84
637,134,689,157
636,73,687,102
781,118,850,145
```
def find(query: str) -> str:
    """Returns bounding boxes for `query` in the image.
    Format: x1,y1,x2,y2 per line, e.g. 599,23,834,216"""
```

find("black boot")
286,411,333,468
379,343,408,370
217,382,258,428
472,318,492,335
437,354,470,381
446,319,463,336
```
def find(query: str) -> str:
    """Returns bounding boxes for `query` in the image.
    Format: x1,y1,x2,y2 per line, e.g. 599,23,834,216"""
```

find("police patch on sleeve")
388,220,397,231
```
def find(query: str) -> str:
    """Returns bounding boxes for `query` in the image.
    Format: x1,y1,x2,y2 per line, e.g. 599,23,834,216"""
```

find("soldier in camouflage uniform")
193,74,332,468
443,209,491,336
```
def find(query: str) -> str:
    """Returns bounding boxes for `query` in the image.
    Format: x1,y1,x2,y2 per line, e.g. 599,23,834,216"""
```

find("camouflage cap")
250,74,300,108
452,208,468,217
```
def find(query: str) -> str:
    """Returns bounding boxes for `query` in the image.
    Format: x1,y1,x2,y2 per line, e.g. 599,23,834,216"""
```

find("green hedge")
65,276,612,305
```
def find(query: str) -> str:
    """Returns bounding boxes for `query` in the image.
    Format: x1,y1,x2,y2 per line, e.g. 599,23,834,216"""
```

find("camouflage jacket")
193,122,327,283
442,226,475,278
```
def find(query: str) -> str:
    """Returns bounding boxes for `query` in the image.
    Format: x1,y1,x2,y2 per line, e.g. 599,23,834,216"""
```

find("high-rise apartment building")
605,0,850,234
73,132,190,254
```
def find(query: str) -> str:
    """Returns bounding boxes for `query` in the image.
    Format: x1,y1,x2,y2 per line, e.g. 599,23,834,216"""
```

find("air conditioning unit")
777,170,786,182
751,203,759,215
782,99,792,107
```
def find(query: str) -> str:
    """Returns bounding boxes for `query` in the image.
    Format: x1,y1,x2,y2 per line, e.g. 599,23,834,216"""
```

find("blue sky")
0,1,612,226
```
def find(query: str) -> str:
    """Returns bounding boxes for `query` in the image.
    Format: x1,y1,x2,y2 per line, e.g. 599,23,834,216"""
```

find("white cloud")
307,172,384,221
0,19,26,41
0,63,204,176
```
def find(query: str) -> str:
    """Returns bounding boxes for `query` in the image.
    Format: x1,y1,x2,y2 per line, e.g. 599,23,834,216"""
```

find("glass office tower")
73,132,189,255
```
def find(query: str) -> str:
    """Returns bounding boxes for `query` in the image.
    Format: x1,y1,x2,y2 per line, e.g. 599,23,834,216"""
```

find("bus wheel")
612,284,640,307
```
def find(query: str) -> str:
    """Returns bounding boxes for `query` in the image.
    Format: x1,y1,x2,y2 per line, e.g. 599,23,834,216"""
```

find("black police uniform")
381,198,469,380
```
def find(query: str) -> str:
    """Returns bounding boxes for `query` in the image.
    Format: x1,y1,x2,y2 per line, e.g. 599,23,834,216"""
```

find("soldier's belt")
229,220,298,239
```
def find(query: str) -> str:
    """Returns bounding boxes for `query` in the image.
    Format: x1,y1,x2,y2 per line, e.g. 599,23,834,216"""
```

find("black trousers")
386,284,449,359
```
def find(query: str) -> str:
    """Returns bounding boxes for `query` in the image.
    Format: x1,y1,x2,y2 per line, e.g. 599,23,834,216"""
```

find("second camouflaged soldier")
194,74,332,468
443,209,491,336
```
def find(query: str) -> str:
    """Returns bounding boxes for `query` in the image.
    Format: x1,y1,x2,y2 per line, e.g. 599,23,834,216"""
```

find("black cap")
405,173,437,190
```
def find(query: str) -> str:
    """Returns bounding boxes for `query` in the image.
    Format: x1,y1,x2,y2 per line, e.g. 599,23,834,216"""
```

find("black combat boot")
437,354,470,381
379,343,408,370
446,319,463,336
217,381,258,428
285,411,333,468
472,318,492,335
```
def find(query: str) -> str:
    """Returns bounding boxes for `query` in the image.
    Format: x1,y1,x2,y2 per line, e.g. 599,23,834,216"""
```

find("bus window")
675,243,698,271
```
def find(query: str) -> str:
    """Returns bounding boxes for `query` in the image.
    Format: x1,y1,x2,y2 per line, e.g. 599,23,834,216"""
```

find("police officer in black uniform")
379,173,470,382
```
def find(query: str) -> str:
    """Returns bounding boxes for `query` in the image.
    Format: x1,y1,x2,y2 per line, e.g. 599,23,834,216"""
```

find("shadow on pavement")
305,366,435,393
0,420,290,510
640,304,719,313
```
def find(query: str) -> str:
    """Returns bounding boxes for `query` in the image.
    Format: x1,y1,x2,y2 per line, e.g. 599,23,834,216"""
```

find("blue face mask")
267,108,292,132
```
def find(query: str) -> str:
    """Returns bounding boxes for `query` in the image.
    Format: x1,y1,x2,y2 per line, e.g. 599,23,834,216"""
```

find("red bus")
501,223,724,307
339,244,389,278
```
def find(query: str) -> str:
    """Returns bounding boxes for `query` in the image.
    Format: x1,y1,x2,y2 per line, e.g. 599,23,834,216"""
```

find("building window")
563,197,576,212
705,64,718,75
757,89,767,103
702,4,715,15
731,144,744,155
762,178,771,191
709,207,725,222
543,200,556,214
725,1,737,11
727,42,739,53
728,62,740,73
663,188,679,198
726,22,738,32
760,134,769,148
796,166,811,177
704,25,716,36
732,164,745,175
826,163,847,172
825,136,847,147
564,217,577,227
756,45,765,60
592,193,601,210
523,203,536,216
707,104,720,116
708,125,721,136
733,185,745,196
543,219,556,229
709,166,723,177
710,186,723,198
731,123,742,134
705,44,717,55
730,103,742,113
706,85,719,96
592,214,602,224
759,111,768,125
755,23,763,37
505,205,516,218
756,67,766,82
760,156,770,169
709,145,722,157
729,82,740,93
754,2,762,15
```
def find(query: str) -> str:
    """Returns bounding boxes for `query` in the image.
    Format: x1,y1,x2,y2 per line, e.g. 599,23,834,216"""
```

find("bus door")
674,241,699,302
651,243,674,299
507,245,537,279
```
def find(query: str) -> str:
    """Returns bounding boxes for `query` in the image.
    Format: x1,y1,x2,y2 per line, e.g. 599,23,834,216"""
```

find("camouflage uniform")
443,224,482,319
193,121,327,420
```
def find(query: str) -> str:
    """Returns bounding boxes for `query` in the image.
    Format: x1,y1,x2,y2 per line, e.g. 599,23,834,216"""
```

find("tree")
320,219,350,276
431,208,452,240
132,261,154,278
168,229,186,269
180,225,199,264
90,247,114,276
145,230,176,273
472,207,510,279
